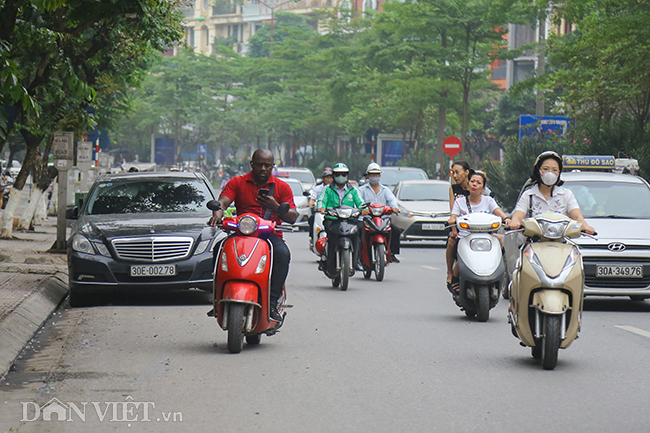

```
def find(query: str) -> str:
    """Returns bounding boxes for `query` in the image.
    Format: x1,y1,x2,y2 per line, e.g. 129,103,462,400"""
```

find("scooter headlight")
538,219,569,239
370,206,384,217
238,216,258,235
470,238,492,251
337,208,353,219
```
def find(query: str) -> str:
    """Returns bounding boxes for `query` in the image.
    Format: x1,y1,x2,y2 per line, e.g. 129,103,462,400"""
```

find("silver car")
275,167,316,193
560,172,650,300
283,178,311,230
391,179,451,241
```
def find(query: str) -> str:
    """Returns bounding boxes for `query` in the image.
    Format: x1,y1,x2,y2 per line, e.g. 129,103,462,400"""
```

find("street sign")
519,115,571,139
442,136,462,157
77,141,93,170
53,131,74,164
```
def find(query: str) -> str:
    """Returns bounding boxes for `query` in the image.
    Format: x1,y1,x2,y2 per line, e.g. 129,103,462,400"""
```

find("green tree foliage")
247,12,317,58
541,0,650,175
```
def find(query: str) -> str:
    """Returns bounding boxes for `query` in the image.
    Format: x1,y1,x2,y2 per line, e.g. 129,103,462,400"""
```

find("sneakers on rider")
269,305,283,322
390,254,400,263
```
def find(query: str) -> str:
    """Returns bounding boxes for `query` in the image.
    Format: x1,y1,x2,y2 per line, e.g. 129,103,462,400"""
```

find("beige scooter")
508,212,593,370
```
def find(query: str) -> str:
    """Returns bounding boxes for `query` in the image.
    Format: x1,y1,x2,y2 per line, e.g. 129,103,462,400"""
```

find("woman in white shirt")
447,171,508,295
508,151,595,234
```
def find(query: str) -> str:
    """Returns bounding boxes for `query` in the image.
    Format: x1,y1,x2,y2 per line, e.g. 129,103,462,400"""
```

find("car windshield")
564,180,650,218
398,183,448,201
86,178,213,215
287,181,304,196
381,170,427,186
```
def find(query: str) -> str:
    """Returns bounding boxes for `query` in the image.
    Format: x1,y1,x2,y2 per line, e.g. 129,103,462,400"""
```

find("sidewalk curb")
0,274,68,377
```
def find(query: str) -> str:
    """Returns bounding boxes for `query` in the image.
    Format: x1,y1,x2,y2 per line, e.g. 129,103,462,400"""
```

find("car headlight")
194,239,212,255
538,220,569,239
94,242,111,257
470,238,492,251
72,234,95,254
238,215,258,235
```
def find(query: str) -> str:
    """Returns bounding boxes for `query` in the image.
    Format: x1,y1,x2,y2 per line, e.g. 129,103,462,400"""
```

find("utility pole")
257,0,298,42
536,11,547,116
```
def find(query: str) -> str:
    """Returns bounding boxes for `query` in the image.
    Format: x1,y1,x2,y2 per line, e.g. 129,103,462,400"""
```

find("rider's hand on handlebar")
208,209,224,227
361,209,369,216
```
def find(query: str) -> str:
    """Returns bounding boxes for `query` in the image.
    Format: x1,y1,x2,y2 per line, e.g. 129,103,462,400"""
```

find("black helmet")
531,150,563,186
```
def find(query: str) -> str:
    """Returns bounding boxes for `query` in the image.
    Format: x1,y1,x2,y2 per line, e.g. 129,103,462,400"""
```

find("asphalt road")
2,232,650,432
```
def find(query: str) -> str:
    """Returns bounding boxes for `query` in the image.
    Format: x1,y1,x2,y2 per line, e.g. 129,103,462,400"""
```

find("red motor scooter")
207,200,286,353
360,203,393,281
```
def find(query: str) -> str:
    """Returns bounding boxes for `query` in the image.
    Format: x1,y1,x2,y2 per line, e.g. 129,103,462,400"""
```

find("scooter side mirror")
207,200,222,212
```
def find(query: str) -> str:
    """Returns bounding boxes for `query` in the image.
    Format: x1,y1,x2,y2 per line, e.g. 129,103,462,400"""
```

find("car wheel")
69,287,92,308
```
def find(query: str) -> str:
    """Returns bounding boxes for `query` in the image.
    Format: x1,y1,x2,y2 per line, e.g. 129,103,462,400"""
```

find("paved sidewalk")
0,216,68,377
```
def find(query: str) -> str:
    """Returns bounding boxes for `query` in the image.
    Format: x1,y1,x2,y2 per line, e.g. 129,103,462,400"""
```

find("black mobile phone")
258,188,270,197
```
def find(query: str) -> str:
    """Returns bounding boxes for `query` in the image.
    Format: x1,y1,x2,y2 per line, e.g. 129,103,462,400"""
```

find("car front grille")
112,237,194,262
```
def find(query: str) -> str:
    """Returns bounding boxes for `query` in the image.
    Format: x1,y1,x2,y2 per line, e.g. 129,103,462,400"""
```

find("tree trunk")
17,187,44,230
0,133,41,238
33,189,49,225
436,100,447,180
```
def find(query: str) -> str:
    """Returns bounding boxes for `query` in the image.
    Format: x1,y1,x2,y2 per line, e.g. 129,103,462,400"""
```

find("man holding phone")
208,149,297,322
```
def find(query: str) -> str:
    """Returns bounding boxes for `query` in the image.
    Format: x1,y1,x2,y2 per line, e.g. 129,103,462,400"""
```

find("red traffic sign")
442,136,462,157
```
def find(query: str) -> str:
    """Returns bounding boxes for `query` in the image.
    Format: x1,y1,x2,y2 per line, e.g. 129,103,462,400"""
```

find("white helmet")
366,162,382,174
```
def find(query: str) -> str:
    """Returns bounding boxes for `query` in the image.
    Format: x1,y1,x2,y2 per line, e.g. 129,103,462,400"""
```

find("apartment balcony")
241,0,332,21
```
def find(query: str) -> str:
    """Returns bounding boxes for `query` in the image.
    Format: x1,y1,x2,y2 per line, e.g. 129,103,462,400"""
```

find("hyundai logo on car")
607,243,626,252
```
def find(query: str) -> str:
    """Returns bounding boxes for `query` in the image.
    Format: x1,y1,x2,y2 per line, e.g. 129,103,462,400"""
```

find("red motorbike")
207,200,286,353
360,203,393,281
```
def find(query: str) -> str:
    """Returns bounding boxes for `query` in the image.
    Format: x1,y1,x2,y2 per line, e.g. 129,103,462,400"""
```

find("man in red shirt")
209,149,297,322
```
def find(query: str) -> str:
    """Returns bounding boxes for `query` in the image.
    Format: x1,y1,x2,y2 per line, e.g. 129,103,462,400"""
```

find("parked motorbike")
454,213,505,322
360,203,393,281
317,205,362,291
508,212,592,370
207,200,286,353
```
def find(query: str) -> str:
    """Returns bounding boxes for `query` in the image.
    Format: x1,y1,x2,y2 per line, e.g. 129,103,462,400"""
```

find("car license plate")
596,265,643,278
130,264,177,277
422,223,445,230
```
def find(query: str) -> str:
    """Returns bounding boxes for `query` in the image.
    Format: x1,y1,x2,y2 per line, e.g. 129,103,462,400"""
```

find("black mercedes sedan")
66,171,225,307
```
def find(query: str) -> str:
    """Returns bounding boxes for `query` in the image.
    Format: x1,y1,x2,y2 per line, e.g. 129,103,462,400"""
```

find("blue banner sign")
563,155,615,170
520,115,571,139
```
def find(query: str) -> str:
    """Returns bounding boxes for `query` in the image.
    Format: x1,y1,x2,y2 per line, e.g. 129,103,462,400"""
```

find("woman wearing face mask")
508,151,595,234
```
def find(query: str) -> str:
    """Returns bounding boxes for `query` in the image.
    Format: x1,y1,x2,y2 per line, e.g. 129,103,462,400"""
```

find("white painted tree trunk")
34,188,48,225
0,186,21,238
48,180,58,216
18,187,45,230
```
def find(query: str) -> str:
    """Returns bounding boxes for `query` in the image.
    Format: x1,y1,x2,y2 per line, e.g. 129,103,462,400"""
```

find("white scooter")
455,213,505,322
310,210,326,256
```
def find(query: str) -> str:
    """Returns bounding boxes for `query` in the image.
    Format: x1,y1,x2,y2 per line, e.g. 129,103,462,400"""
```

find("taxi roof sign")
563,155,615,170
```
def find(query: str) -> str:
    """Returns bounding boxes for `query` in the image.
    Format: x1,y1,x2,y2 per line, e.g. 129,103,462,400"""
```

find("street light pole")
257,0,295,42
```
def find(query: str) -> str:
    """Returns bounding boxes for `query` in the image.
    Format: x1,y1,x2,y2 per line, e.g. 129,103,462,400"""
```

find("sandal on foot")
446,281,453,294
450,276,460,295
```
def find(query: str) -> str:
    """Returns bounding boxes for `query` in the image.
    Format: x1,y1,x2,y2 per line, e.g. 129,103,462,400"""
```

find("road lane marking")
615,325,650,339
421,266,439,271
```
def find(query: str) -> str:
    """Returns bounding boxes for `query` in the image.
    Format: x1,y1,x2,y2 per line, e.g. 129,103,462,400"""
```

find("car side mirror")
66,206,79,219
207,200,221,212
